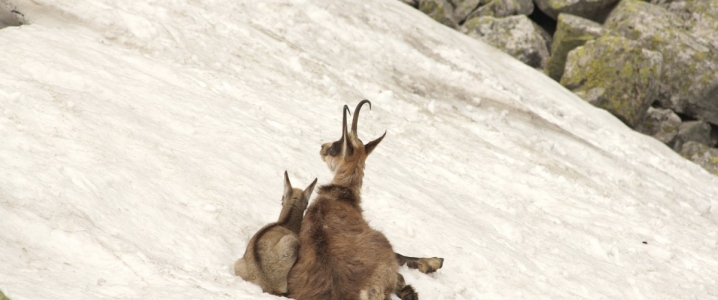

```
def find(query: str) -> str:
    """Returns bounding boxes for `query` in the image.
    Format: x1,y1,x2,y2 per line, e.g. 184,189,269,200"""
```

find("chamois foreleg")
395,253,444,274
393,273,418,300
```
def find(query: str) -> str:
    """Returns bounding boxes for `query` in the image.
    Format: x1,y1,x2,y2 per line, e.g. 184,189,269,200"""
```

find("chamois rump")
287,101,420,300
234,171,317,295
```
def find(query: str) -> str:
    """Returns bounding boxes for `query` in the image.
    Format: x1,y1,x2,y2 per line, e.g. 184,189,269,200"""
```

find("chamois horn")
339,105,350,151
351,99,371,136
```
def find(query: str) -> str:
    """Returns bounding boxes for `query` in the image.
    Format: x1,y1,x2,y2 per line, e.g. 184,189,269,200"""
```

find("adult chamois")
287,100,421,300
234,171,317,295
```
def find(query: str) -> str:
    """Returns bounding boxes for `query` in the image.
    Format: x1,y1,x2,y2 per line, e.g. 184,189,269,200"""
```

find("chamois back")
234,171,316,295
287,101,397,300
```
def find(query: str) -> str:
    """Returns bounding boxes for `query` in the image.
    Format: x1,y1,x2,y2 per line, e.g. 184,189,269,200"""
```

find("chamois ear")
283,171,293,200
364,131,386,156
302,178,318,203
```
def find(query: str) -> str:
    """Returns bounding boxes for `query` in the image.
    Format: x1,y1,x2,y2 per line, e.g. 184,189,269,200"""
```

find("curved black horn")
351,99,371,136
340,105,350,144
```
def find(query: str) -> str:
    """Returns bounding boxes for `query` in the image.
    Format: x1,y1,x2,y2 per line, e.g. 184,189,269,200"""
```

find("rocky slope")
407,0,718,175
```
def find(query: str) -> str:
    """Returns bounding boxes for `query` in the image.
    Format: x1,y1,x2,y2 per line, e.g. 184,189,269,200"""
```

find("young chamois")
234,171,317,295
287,100,420,300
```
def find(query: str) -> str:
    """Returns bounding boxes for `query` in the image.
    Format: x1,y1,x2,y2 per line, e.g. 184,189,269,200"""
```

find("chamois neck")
277,203,304,234
331,161,364,193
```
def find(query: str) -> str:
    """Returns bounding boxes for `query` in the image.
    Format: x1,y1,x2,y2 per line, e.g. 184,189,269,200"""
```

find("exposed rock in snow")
635,107,681,145
561,35,663,128
679,141,718,175
534,0,620,22
673,121,714,151
546,13,607,81
463,14,551,69
606,0,718,125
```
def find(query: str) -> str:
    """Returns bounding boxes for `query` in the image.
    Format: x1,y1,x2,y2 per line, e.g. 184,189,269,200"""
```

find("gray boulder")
452,0,483,22
463,15,551,69
464,0,534,20
418,0,458,28
653,0,718,50
534,0,620,22
546,14,608,81
605,0,718,125
673,121,714,151
635,107,682,145
560,35,663,128
679,141,718,176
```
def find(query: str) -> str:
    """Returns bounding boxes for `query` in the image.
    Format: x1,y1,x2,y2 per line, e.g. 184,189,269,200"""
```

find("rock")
463,15,551,69
463,0,534,21
534,0,620,22
673,120,713,151
546,14,608,81
605,0,718,125
560,36,663,128
452,0,483,22
679,141,718,176
654,0,718,50
635,107,682,145
398,0,419,8
418,0,458,28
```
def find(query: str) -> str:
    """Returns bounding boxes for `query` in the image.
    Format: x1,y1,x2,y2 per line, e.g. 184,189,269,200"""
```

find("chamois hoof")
408,257,444,274
397,285,419,300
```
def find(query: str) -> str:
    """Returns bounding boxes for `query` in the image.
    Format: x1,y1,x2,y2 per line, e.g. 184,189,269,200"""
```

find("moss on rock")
560,35,663,127
546,14,608,81
419,0,459,28
606,0,718,124
654,0,718,49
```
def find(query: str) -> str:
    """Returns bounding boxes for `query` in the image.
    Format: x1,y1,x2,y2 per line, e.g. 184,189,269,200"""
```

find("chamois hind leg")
395,253,444,274
393,273,418,300
262,233,300,295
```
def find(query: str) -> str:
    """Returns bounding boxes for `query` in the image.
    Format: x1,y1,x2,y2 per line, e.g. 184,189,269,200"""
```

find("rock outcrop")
560,35,663,127
418,0,458,28
654,0,718,49
463,15,551,69
679,141,718,175
534,0,620,22
605,0,718,125
403,0,718,176
546,14,608,81
465,0,534,20
673,121,714,151
635,107,681,145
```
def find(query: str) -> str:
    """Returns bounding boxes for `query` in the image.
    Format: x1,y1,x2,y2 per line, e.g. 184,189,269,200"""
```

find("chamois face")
320,100,385,175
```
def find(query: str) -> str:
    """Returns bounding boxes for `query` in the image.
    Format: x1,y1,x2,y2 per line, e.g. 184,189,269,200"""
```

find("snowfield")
1,0,717,299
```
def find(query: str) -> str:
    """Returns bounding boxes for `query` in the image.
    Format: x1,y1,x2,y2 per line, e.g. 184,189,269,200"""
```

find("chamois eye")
329,141,341,156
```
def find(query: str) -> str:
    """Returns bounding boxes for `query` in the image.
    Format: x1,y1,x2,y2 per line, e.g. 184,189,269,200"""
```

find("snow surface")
1,0,718,299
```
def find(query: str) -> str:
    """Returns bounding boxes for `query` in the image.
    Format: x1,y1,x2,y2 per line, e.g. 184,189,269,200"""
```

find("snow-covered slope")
1,0,717,299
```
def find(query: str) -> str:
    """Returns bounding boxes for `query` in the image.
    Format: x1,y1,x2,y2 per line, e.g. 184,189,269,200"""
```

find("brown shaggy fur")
234,171,316,295
287,101,398,300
